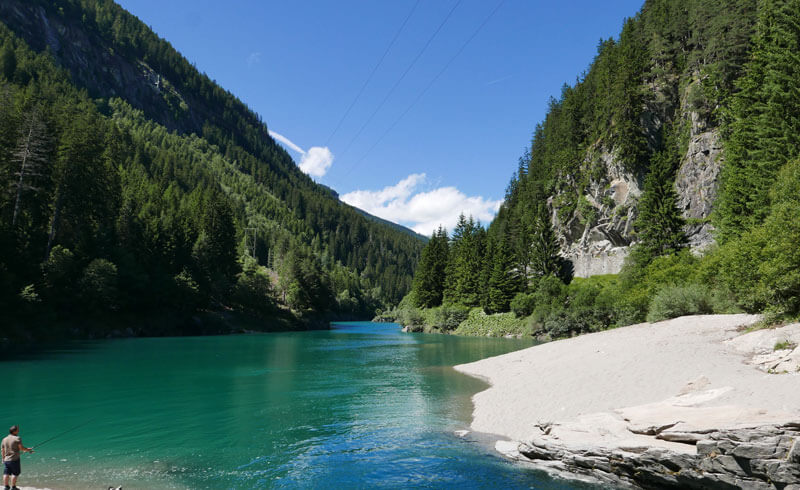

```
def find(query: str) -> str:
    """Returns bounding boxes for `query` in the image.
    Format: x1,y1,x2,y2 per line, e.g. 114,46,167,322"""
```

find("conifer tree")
635,125,686,257
411,226,448,308
716,0,800,241
444,214,484,307
529,204,562,279
486,235,520,313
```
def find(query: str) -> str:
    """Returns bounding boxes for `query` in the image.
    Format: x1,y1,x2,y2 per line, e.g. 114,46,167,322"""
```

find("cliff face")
493,0,760,279
551,79,723,278
0,2,198,133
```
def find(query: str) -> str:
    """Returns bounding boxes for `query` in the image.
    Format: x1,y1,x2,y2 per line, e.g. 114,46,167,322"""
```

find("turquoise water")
1,322,594,489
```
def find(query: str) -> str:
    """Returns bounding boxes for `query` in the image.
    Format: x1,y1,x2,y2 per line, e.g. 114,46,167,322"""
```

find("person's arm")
18,439,33,454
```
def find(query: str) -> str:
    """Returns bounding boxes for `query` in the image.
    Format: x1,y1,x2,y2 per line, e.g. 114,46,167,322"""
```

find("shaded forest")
0,0,425,340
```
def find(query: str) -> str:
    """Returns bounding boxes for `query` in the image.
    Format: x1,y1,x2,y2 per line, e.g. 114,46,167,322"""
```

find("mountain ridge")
0,0,424,338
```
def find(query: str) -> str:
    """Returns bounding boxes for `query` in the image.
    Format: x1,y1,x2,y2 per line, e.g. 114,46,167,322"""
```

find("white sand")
455,314,800,453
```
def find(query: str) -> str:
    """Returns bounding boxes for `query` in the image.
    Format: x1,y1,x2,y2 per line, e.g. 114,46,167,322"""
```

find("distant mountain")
0,0,424,336
349,207,429,242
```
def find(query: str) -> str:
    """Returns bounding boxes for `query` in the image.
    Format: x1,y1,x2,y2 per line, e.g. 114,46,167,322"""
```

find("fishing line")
325,0,422,146
31,418,97,449
342,0,506,179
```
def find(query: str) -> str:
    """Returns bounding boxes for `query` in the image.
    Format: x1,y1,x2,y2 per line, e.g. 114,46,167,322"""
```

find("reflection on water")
0,322,596,489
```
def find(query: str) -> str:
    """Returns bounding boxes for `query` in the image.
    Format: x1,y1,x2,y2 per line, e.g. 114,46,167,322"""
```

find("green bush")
510,292,537,317
233,260,275,316
454,308,530,337
396,306,425,331
79,259,119,311
646,284,714,322
712,199,800,315
429,305,470,331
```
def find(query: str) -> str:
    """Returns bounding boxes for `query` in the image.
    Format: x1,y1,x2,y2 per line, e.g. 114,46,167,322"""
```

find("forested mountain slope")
0,0,424,338
398,0,800,339
495,0,759,277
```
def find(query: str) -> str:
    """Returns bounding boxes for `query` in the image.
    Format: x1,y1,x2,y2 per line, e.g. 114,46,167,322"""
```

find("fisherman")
2,425,33,490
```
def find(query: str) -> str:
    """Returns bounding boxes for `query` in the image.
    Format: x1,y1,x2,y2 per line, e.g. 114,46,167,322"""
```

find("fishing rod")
31,418,96,450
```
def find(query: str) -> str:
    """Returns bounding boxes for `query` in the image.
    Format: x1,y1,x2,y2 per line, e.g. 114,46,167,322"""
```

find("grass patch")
774,340,796,351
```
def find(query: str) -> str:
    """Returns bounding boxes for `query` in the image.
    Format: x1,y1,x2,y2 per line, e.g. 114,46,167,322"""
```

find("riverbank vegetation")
0,1,423,342
385,0,800,338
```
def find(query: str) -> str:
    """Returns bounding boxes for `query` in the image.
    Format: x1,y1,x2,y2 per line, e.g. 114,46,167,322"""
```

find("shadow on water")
0,338,104,362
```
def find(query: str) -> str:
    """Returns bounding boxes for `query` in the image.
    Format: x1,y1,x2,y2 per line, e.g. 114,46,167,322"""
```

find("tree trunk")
45,187,63,260
11,126,33,226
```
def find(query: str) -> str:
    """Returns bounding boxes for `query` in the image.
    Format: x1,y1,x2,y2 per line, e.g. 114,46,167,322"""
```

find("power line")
335,0,464,161
325,0,422,147
343,0,505,178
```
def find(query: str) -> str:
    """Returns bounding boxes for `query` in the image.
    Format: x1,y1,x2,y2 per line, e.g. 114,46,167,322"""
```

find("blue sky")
116,0,644,235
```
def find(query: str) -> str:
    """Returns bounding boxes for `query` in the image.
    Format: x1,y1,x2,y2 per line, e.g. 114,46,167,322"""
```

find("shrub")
712,200,800,315
510,292,537,317
430,305,470,331
454,308,530,337
396,306,425,331
646,284,714,323
79,259,119,311
233,261,275,316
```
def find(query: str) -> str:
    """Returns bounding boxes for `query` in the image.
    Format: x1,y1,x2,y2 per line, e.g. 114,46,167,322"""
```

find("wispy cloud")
486,75,512,86
246,52,262,68
268,130,334,178
341,173,502,235
269,130,305,154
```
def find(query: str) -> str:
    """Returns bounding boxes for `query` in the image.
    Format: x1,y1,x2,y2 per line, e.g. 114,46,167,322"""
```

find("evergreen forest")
0,0,425,340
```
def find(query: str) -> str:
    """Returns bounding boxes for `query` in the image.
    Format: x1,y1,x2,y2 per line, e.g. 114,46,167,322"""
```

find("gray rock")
514,424,800,489
789,438,800,463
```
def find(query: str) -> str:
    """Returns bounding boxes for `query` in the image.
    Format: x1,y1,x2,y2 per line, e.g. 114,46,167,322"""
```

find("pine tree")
530,204,563,279
716,0,800,241
635,124,686,257
486,235,520,313
411,226,448,308
444,214,484,307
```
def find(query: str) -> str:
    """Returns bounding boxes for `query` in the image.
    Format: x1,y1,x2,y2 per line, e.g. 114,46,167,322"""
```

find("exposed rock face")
551,82,723,277
512,424,800,489
675,94,724,251
0,2,201,134
551,147,641,278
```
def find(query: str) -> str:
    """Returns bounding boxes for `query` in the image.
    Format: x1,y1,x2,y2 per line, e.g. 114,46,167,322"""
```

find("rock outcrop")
552,147,640,278
0,2,202,134
551,80,723,277
509,423,800,489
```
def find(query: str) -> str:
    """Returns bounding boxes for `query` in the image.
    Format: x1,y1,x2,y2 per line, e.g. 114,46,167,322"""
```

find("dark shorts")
3,459,20,476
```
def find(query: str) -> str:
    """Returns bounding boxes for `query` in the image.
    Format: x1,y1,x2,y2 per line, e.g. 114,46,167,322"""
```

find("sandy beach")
455,314,800,487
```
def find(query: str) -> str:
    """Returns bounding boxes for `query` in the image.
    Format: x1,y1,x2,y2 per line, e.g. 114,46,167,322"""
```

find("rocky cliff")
551,78,723,277
0,2,198,133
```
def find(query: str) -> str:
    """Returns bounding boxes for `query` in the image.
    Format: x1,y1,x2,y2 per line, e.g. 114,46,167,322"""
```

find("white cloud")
299,147,334,178
268,130,305,154
341,173,502,235
268,130,334,178
247,52,262,68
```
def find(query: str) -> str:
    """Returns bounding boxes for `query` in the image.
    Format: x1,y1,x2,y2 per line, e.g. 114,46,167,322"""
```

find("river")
0,321,596,489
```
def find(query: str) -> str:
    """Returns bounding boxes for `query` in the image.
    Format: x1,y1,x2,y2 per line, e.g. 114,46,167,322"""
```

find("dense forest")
389,0,800,338
0,0,425,340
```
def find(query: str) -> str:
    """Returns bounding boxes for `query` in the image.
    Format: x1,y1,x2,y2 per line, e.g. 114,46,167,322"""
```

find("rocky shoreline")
455,315,800,489
499,421,800,489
